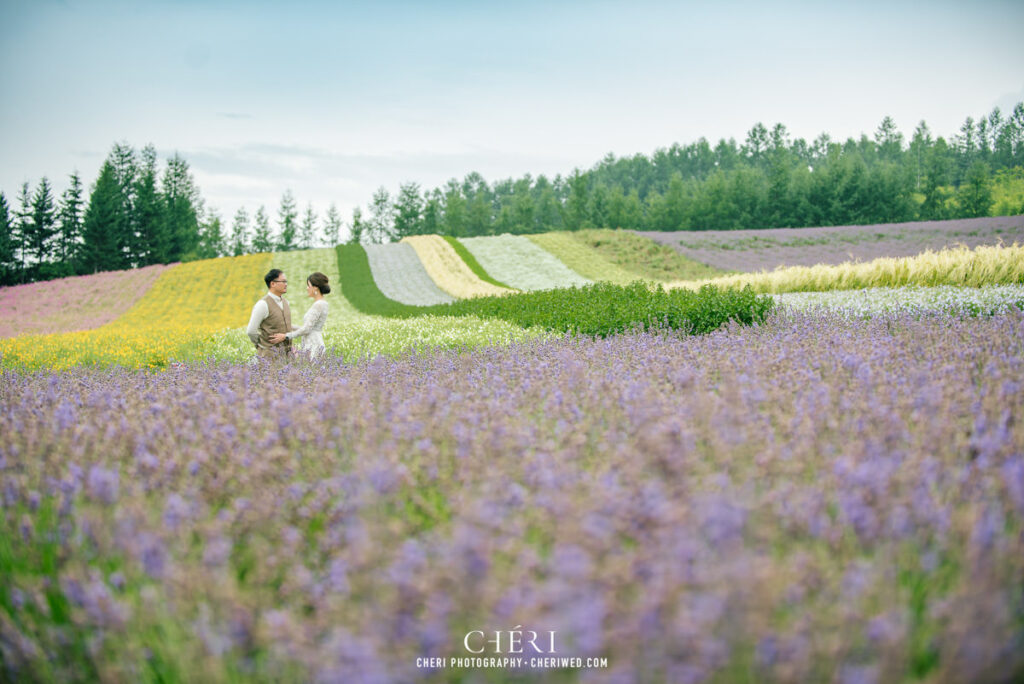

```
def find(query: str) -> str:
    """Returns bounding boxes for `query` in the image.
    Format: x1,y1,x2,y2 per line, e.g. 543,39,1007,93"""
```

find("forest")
1,103,1022,286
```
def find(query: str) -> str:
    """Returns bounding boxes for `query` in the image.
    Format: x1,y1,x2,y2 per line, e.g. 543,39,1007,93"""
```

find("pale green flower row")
775,284,1024,317
459,234,592,291
208,314,549,364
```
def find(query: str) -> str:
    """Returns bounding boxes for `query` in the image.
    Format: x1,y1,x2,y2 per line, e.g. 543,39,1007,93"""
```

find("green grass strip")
336,243,421,316
442,235,513,289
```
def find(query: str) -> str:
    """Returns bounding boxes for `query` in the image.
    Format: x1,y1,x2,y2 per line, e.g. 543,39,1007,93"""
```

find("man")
246,269,293,360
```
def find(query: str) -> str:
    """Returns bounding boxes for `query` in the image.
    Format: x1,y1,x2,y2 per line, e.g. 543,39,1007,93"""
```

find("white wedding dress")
286,299,329,361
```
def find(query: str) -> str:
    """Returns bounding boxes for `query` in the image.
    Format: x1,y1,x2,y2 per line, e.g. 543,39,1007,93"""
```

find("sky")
2,0,1023,235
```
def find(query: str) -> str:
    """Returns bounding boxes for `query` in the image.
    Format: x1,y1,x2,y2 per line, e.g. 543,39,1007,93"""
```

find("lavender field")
636,215,1024,273
2,307,1023,683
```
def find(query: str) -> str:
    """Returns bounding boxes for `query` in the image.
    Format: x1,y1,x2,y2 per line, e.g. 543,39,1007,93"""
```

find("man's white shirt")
246,293,286,345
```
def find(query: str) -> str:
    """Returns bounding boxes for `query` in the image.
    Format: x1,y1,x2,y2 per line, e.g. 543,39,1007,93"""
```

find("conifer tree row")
3,103,1023,285
344,103,1024,242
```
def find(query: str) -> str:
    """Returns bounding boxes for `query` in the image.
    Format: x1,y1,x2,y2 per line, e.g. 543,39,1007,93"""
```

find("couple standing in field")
246,268,331,361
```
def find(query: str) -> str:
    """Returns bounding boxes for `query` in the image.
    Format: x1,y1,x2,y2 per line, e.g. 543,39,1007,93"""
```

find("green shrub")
435,280,775,337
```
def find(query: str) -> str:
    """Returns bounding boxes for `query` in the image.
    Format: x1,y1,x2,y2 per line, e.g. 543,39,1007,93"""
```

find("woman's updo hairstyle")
308,272,330,295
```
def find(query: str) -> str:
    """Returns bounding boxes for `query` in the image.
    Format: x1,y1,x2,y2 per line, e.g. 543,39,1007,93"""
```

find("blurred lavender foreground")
2,309,1023,683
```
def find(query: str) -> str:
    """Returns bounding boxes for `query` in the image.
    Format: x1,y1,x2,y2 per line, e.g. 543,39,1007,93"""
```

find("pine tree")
14,182,31,282
134,145,166,265
197,210,226,259
422,194,441,235
874,116,903,163
277,190,298,251
299,203,317,249
81,160,129,273
442,182,466,236
27,177,58,279
393,182,423,238
367,187,394,243
162,153,201,261
0,193,14,285
322,203,343,247
564,170,589,230
108,142,140,264
230,206,250,256
56,171,85,276
956,161,993,218
251,206,273,253
920,138,952,220
348,207,365,244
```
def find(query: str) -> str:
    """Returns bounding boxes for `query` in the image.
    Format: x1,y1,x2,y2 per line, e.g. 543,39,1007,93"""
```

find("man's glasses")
272,279,287,284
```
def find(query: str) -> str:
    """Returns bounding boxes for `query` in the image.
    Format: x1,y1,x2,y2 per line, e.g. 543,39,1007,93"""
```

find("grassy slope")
572,228,728,281
525,232,642,285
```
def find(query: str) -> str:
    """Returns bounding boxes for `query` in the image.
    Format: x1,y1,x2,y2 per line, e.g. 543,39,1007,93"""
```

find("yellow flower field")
401,235,514,299
0,253,273,369
665,244,1024,293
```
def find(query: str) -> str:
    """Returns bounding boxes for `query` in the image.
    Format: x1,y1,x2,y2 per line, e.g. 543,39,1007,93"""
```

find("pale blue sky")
2,0,1022,228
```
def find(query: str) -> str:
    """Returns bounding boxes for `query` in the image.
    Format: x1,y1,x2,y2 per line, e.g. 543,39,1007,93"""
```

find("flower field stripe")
776,284,1024,317
458,234,592,291
401,235,514,299
333,244,771,338
666,243,1024,293
525,231,643,285
0,264,169,338
441,235,512,289
0,253,272,369
364,242,455,306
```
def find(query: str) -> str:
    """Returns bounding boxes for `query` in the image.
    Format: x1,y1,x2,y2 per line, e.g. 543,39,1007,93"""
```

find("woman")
269,272,330,360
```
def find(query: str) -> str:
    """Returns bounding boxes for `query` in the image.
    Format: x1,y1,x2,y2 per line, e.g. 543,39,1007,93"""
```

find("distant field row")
638,213,1024,271
1,221,1022,369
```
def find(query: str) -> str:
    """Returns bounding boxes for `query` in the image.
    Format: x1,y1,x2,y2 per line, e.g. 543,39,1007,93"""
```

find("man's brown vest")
256,294,292,356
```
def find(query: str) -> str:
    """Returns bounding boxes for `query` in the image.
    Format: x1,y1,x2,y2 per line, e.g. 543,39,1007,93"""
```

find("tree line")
2,102,1023,286
0,143,344,286
354,102,1024,241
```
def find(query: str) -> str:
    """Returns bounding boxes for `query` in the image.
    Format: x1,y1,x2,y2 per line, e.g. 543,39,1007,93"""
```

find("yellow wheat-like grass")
665,244,1024,293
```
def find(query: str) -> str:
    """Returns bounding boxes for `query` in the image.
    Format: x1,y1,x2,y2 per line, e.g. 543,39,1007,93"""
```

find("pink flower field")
0,264,170,338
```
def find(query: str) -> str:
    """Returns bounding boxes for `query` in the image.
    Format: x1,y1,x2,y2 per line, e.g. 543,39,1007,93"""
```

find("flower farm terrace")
1,221,1023,682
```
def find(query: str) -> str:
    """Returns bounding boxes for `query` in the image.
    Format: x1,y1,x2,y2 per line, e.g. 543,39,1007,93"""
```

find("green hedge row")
336,243,775,336
436,280,775,337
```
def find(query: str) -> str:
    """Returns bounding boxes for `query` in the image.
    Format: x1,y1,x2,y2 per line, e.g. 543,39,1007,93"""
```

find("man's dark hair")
265,269,284,288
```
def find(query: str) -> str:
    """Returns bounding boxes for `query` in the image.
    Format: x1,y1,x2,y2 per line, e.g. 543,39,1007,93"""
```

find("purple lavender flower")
86,465,119,505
